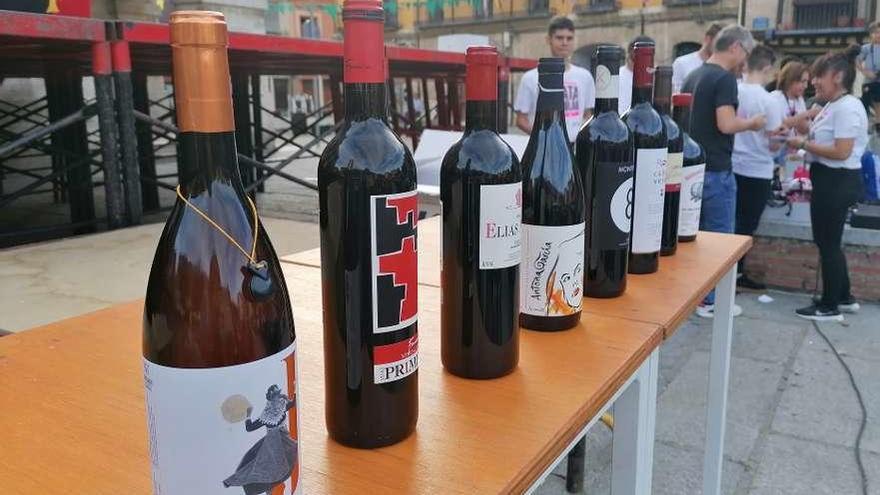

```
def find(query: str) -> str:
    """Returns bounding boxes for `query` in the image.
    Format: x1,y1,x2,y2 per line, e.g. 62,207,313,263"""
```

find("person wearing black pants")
735,174,772,280
787,45,868,321
810,163,863,309
732,46,782,290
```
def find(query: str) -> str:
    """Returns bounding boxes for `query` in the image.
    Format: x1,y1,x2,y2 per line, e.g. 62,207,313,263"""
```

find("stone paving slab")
656,350,787,464
746,433,880,495
0,217,318,332
772,341,880,455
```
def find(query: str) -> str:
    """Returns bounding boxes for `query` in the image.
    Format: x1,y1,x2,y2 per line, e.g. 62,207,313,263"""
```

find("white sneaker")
840,301,861,314
695,303,743,319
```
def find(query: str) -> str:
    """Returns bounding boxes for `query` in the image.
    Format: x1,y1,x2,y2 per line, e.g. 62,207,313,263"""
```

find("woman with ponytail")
787,44,867,321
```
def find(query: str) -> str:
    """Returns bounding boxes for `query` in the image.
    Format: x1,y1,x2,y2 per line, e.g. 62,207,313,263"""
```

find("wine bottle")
673,92,706,242
441,46,521,379
623,41,667,274
143,12,300,494
655,66,682,256
520,57,586,332
317,0,418,448
576,45,634,298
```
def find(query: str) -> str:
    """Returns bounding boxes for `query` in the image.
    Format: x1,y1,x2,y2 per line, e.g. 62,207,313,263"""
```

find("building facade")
384,0,739,67
743,0,876,59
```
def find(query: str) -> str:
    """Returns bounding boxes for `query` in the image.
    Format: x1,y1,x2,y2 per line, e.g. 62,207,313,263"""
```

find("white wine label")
666,152,683,191
370,190,418,335
479,182,522,270
144,343,300,495
520,222,585,317
374,333,419,384
594,64,619,100
678,164,705,237
631,147,667,254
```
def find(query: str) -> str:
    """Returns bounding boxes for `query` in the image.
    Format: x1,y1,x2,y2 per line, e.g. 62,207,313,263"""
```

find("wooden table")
284,217,752,495
0,263,663,494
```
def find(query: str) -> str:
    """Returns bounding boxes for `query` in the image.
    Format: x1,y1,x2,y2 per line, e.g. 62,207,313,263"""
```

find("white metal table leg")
611,348,660,495
702,264,737,495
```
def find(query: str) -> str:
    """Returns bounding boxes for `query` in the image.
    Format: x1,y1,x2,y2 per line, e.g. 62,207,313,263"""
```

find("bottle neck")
593,60,620,114
632,85,653,106
595,96,618,114
344,83,388,121
465,100,498,132
178,132,244,196
673,106,690,133
653,97,671,116
534,71,565,128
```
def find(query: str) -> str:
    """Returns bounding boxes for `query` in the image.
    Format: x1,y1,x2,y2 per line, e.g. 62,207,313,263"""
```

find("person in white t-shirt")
514,16,595,142
618,35,653,115
786,45,868,321
768,61,819,173
672,22,726,93
732,46,783,290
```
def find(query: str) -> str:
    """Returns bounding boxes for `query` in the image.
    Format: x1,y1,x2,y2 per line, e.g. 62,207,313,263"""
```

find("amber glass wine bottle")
143,11,299,495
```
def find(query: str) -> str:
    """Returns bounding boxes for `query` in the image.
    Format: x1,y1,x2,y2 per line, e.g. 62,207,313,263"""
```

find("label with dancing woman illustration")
144,343,300,494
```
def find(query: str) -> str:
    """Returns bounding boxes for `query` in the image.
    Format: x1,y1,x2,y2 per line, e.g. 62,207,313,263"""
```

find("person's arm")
857,47,875,78
513,72,536,135
787,135,854,161
716,105,766,134
782,110,815,130
515,112,532,134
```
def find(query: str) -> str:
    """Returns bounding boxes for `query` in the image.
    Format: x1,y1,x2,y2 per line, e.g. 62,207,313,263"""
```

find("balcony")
793,0,855,30
574,0,619,14
415,0,552,27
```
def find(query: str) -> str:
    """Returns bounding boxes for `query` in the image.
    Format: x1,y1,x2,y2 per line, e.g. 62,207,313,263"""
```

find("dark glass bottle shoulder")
682,133,706,164
318,118,416,181
522,122,584,224
662,114,682,149
623,102,665,138
578,112,631,145
441,130,520,180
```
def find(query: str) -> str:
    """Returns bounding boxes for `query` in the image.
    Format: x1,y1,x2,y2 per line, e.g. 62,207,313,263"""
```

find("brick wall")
744,235,880,302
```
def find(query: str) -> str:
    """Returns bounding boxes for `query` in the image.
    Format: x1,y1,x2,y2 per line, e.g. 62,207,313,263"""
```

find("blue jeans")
700,170,737,305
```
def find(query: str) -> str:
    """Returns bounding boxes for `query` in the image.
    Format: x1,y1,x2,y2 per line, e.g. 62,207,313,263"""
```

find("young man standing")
682,24,767,318
672,22,726,93
514,16,595,143
732,46,782,290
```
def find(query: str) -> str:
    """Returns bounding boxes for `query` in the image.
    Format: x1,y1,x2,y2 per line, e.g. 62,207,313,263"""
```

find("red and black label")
371,190,418,334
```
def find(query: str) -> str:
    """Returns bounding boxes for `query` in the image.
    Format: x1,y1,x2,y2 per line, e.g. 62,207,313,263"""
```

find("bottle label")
479,182,522,270
678,164,705,237
666,152,683,192
144,343,300,495
594,162,634,249
374,333,419,384
520,223,585,317
631,147,667,254
594,64,619,100
370,190,419,334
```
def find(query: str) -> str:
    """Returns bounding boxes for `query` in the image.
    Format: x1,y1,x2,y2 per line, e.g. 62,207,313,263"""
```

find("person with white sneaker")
786,45,867,321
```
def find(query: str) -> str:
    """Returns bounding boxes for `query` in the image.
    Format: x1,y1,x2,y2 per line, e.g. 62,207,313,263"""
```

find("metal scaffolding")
0,10,534,247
